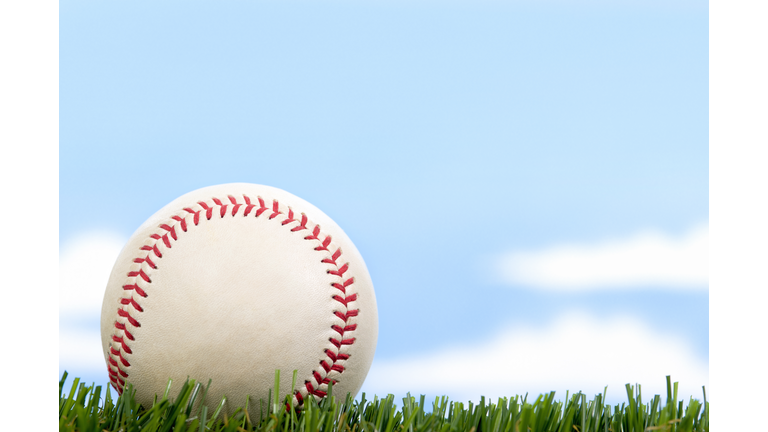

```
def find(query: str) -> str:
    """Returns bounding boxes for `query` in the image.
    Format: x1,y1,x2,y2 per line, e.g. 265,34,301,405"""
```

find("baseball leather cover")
100,183,378,416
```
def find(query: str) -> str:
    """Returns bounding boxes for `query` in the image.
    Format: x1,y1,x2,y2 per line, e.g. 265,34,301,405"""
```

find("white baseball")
100,183,378,414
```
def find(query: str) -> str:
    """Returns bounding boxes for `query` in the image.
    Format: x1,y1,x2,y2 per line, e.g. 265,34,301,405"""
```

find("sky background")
59,0,709,406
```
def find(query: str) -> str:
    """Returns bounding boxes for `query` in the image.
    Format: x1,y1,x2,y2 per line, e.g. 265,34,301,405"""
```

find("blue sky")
59,1,708,405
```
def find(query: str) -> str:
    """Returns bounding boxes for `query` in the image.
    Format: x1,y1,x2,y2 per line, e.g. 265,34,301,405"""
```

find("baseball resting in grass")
100,183,378,414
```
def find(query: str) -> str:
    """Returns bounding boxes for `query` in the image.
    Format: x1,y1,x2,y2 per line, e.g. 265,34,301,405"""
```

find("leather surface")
100,183,378,416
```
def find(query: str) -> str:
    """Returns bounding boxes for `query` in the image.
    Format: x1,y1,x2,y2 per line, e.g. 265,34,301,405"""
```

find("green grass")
59,371,708,432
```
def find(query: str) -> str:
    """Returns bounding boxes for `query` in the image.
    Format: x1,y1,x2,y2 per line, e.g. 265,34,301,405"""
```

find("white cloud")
60,326,106,373
496,223,708,291
60,231,127,318
362,312,709,406
59,231,126,385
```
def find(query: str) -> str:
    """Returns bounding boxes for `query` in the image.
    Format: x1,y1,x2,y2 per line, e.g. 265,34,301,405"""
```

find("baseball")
100,183,378,414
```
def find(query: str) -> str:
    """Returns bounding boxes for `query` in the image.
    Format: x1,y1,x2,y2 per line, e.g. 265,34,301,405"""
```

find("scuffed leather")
100,183,378,417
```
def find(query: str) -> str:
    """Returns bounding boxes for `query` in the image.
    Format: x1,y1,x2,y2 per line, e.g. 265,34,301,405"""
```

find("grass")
59,371,708,432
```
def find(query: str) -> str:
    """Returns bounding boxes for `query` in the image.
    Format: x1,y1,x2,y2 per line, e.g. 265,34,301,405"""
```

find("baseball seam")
107,194,360,405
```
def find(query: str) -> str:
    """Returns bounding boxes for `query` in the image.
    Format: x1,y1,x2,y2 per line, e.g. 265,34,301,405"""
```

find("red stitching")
140,244,162,258
255,197,269,217
313,371,330,385
332,293,358,307
117,308,141,327
304,381,327,398
323,350,350,363
304,226,321,241
269,200,281,219
315,235,332,252
331,278,355,292
172,215,187,232
228,196,242,215
133,256,157,269
108,194,361,403
113,322,134,339
243,196,255,216
122,283,147,298
328,263,348,277
291,214,308,232
198,201,213,220
322,249,341,265
112,376,125,387
331,324,358,335
160,224,177,241
211,198,227,218
112,335,132,354
127,269,151,283
282,208,296,226
120,297,144,312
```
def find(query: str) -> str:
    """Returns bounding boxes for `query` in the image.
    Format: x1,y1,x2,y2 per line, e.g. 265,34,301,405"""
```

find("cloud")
60,231,127,318
60,231,127,385
362,312,709,405
495,223,708,291
60,326,106,373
